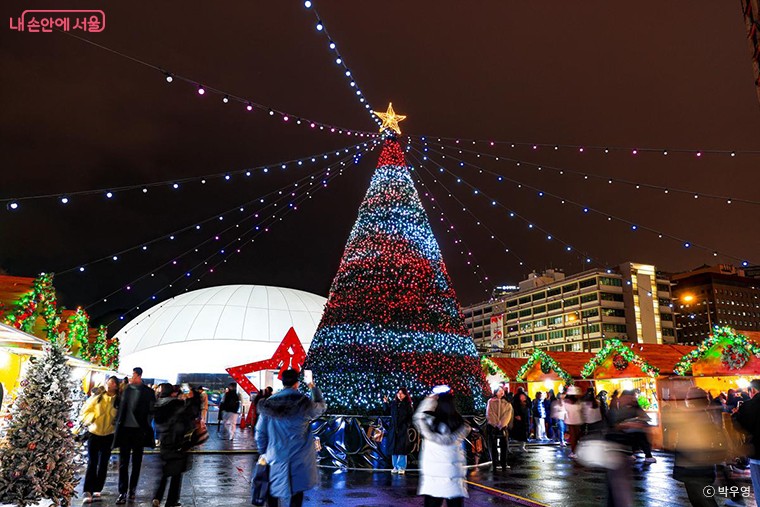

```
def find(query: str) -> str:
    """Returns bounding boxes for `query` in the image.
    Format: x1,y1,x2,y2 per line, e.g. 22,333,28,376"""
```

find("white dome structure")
115,285,326,382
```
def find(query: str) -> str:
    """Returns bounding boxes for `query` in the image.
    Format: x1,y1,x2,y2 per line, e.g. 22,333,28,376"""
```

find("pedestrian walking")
197,386,208,430
564,386,583,459
672,387,727,507
383,387,414,474
255,369,326,507
413,389,471,507
220,382,241,441
80,376,119,503
734,378,760,500
511,392,531,451
545,390,556,441
486,387,513,471
152,384,195,507
617,390,656,463
113,367,155,504
551,393,568,447
582,387,605,435
532,392,547,441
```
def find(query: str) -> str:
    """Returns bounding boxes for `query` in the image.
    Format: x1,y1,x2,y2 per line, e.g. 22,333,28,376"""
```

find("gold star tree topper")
373,103,406,135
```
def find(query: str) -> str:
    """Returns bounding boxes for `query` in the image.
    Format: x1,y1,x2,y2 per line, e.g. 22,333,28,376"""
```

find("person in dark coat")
255,369,326,507
734,379,760,500
511,392,531,451
384,387,414,474
153,384,194,507
113,367,155,505
220,382,241,440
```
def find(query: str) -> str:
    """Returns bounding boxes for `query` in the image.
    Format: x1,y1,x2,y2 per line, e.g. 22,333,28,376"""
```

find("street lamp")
567,312,590,353
679,293,713,330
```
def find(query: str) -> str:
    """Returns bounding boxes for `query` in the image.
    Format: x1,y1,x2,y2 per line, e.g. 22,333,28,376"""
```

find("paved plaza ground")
72,427,756,507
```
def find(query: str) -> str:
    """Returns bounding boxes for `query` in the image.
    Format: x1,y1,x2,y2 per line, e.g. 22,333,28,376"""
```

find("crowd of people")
74,369,759,507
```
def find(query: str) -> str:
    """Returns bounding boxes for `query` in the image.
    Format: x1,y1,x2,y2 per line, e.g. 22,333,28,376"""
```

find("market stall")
673,327,760,397
515,350,594,398
483,356,527,393
580,339,695,448
0,322,114,429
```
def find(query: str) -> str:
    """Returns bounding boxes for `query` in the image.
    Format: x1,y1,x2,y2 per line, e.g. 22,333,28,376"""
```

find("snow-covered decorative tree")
0,338,79,507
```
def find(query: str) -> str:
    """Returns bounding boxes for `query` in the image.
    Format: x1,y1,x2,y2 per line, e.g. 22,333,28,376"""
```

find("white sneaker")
568,453,577,459
83,493,93,504
644,457,657,463
398,469,406,475
391,468,399,474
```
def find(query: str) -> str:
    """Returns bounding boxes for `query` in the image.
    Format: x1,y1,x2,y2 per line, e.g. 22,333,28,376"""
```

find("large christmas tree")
304,136,489,414
0,340,79,507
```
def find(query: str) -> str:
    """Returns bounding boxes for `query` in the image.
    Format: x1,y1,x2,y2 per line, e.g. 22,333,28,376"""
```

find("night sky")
2,1,759,331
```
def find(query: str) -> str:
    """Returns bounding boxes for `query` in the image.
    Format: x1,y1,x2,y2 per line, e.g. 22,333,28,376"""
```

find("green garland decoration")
481,357,509,379
1,273,61,340
66,307,91,359
101,335,120,370
515,350,574,385
674,326,760,376
580,339,660,378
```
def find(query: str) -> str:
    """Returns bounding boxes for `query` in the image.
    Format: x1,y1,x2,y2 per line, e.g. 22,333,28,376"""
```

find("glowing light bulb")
60,196,69,204
223,95,229,103
304,0,312,7
106,192,113,199
247,103,253,111
329,41,336,50
165,73,173,83
197,85,205,95
316,21,323,31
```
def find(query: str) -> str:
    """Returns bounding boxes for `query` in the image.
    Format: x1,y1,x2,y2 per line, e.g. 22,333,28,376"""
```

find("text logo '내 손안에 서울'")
9,10,104,33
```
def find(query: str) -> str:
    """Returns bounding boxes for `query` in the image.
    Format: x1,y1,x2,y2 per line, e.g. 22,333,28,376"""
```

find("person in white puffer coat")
413,391,471,507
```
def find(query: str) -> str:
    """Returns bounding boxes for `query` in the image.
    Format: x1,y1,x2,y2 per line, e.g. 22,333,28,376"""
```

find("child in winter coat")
413,391,471,507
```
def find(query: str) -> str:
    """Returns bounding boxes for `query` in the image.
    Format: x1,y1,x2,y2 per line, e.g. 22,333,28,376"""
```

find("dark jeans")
487,425,508,469
154,473,182,506
83,434,113,493
631,432,653,458
267,492,304,507
424,496,464,507
118,427,145,494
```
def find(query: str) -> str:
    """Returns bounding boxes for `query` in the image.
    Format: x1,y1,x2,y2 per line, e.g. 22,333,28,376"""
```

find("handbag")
251,458,270,506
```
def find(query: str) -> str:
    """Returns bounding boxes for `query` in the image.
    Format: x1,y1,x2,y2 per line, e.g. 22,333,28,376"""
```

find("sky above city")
2,1,759,328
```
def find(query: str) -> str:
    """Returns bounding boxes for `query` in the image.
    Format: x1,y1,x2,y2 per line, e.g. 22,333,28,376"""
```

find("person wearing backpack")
152,384,195,507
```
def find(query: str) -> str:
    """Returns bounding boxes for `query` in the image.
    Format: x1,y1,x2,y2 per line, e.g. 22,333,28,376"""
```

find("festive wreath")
721,343,749,371
540,360,552,374
613,354,629,371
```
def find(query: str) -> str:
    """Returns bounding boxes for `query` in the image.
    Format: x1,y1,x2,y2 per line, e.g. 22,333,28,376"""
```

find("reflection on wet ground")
73,427,755,507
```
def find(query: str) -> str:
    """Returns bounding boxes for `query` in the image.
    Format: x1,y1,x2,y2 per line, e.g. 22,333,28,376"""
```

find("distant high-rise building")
463,262,677,356
670,264,760,344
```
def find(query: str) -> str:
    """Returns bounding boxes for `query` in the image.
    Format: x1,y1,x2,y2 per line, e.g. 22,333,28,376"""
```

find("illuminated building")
463,262,677,357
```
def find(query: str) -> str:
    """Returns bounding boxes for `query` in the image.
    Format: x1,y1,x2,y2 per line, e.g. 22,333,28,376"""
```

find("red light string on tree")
301,1,379,128
417,139,760,207
409,134,760,158
414,141,756,267
85,150,365,311
3,141,368,210
406,154,493,300
407,150,530,271
408,145,610,270
54,30,377,140
57,143,373,276
107,149,369,328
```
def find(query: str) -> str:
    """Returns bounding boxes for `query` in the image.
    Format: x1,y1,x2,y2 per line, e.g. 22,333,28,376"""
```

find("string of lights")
82,150,365,309
413,141,755,267
417,139,760,207
407,149,529,270
405,153,493,299
407,145,609,270
106,149,367,327
408,134,760,157
2,142,368,209
52,29,377,148
301,1,380,129
56,143,374,276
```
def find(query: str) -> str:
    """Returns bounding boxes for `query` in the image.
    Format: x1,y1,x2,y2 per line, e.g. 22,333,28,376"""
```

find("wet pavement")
73,427,756,507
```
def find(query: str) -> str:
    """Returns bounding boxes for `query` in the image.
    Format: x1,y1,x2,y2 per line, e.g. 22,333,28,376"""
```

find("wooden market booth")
485,356,527,393
579,339,695,449
673,327,760,398
514,350,594,398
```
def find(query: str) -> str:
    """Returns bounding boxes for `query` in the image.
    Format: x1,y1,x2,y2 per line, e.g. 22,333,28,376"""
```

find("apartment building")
463,262,677,356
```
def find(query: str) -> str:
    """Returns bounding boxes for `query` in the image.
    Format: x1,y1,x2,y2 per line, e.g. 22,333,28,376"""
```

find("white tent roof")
115,285,326,377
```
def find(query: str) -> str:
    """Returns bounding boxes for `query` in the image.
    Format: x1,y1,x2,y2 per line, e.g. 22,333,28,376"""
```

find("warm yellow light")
737,378,750,389
373,103,406,135
567,314,577,322
683,295,695,302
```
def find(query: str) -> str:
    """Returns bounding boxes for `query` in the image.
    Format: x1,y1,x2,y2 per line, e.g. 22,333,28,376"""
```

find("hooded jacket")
255,387,326,499
413,397,471,500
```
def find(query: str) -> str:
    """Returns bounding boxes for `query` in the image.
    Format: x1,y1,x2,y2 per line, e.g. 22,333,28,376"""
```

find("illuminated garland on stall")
481,357,501,377
515,350,574,385
674,327,760,375
580,339,660,378
97,327,119,370
66,307,91,358
303,137,490,415
2,273,61,339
